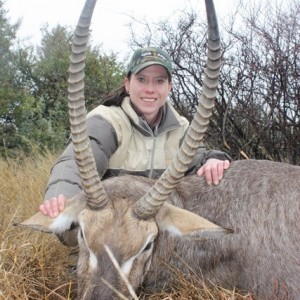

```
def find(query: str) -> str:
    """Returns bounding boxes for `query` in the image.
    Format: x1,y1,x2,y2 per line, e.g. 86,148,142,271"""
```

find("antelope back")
144,159,300,299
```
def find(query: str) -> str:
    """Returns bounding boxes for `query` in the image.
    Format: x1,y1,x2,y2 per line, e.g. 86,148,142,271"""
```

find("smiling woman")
124,47,173,125
39,42,231,218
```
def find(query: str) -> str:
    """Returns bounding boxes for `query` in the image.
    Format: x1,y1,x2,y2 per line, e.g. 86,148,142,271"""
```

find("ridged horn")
68,0,108,210
133,0,221,219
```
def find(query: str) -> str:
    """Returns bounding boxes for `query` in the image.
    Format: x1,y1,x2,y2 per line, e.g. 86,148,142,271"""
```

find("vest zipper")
149,136,157,178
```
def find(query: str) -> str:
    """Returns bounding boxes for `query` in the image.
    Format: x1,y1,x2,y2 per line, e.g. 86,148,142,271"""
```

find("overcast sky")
5,0,238,59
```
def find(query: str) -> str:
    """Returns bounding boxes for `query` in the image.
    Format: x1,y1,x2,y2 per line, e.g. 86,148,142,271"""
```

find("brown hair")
101,85,129,106
101,72,133,106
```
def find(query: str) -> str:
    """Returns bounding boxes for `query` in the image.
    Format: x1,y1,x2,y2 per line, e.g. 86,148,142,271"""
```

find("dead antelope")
19,0,300,299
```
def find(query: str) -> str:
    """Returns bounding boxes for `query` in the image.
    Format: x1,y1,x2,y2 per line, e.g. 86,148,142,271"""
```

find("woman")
40,46,231,218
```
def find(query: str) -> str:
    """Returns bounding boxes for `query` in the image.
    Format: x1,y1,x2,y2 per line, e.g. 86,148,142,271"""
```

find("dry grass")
0,152,254,299
0,151,76,299
139,265,254,300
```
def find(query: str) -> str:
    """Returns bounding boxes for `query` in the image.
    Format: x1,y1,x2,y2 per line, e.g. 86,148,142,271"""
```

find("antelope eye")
143,241,153,252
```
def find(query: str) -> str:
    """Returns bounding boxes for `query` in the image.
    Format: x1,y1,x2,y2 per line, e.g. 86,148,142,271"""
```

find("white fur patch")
89,250,98,269
50,214,74,233
80,222,98,269
121,234,155,275
164,224,183,236
122,256,135,275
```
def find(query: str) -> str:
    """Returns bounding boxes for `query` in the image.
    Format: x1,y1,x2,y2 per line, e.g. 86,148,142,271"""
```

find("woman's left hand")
197,158,230,185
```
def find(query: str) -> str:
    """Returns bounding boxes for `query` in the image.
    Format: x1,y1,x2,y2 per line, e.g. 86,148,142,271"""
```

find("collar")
121,96,183,136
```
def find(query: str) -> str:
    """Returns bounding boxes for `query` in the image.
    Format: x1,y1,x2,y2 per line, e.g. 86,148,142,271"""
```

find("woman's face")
124,65,172,124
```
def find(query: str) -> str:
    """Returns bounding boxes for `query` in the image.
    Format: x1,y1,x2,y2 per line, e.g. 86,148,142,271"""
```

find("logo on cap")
127,47,172,77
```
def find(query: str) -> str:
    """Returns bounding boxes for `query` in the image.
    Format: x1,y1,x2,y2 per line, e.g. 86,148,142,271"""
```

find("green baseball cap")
127,47,172,78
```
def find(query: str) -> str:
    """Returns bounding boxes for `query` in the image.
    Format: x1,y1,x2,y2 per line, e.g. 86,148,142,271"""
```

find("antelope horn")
68,0,108,210
133,0,221,219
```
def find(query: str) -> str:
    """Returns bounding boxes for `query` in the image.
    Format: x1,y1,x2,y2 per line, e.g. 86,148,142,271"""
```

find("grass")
0,152,76,299
0,152,254,299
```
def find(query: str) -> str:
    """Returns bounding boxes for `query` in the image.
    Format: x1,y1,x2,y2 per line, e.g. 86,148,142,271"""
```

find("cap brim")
131,61,172,77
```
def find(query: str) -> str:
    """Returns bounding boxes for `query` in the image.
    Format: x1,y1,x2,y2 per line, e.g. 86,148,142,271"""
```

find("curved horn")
68,0,108,210
133,0,221,219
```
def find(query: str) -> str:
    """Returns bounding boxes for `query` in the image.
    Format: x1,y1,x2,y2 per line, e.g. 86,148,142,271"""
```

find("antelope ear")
16,192,87,234
156,203,232,238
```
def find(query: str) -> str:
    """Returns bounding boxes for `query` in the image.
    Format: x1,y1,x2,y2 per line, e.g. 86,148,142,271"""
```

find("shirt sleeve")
43,114,118,200
185,145,232,176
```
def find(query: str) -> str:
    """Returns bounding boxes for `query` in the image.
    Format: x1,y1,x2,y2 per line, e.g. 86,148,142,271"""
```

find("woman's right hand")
39,194,66,218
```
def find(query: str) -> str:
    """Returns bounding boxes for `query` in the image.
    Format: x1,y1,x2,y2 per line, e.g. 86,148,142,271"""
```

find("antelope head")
19,0,230,298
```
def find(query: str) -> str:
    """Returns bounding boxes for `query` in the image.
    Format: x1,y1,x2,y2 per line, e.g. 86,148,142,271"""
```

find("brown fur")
20,160,300,299
98,159,299,299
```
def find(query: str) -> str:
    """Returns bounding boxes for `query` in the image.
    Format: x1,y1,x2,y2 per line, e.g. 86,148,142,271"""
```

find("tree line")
127,0,299,164
0,0,126,157
1,0,299,164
